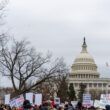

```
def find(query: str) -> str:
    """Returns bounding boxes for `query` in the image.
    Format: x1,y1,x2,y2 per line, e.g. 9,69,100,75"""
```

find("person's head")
68,102,73,107
105,105,110,110
6,105,11,110
77,101,82,108
23,100,32,109
12,106,17,110
53,105,57,109
59,106,64,110
0,107,4,110
65,104,68,108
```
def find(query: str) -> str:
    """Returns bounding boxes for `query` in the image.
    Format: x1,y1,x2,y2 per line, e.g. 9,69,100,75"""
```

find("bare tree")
0,39,68,97
36,68,69,101
0,0,8,21
0,0,9,47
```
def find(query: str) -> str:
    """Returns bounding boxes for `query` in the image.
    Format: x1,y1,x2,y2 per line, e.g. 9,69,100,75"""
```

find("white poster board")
90,100,93,107
10,98,16,107
71,101,78,108
99,94,110,109
5,94,10,104
26,93,33,104
35,94,42,105
94,100,100,108
54,97,60,105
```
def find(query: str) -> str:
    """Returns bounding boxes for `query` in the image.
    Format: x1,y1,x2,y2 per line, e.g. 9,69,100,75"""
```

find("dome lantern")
81,37,87,53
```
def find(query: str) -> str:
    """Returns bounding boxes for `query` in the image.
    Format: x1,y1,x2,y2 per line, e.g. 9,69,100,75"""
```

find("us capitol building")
69,38,110,97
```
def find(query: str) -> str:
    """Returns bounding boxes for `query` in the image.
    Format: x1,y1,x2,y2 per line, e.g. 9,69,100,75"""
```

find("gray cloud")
2,0,110,79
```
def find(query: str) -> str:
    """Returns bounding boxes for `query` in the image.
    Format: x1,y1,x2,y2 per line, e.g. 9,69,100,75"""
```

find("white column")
106,84,108,94
91,82,93,89
102,83,103,92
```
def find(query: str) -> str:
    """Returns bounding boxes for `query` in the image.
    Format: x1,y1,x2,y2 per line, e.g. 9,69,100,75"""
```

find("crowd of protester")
0,100,109,110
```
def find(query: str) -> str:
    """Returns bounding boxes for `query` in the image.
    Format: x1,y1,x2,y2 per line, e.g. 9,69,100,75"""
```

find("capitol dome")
70,38,100,79
74,38,95,64
74,53,95,64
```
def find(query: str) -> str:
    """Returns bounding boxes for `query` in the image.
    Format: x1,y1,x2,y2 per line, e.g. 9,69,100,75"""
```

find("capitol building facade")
69,38,110,98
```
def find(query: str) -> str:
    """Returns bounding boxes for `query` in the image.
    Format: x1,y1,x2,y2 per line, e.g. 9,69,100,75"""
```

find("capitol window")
103,83,107,87
89,83,92,87
94,83,97,87
98,83,102,87
75,83,78,87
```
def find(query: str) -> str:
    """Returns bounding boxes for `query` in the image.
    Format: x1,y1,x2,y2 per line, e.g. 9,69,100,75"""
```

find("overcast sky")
1,0,110,84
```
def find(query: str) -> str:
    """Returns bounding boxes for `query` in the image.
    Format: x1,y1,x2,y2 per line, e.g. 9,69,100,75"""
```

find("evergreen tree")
78,83,86,103
57,76,68,102
68,83,76,101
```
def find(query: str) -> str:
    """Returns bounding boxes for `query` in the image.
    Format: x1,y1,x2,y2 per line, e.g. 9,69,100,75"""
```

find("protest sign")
15,95,24,107
5,94,10,104
71,101,78,108
83,93,91,108
35,94,42,105
99,94,110,109
54,97,60,105
10,98,16,107
90,100,93,107
9,95,24,107
94,100,100,108
26,93,33,104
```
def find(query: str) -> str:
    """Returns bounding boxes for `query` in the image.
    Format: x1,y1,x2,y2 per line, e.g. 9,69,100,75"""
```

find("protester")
5,105,12,110
39,102,48,110
64,104,68,110
11,106,17,110
105,105,110,110
23,100,33,110
68,103,74,110
76,101,82,110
